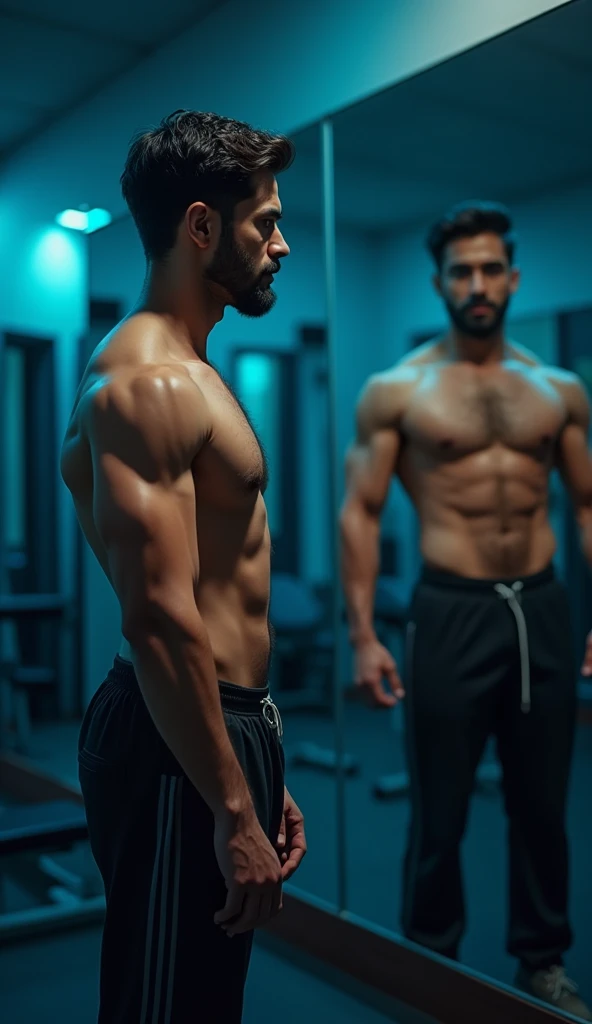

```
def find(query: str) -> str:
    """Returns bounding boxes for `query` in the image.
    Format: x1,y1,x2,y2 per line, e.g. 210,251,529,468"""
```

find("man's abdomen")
420,515,557,579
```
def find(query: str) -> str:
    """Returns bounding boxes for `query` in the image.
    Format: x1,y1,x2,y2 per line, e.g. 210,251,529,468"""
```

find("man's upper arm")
344,374,403,514
88,369,209,628
556,375,592,507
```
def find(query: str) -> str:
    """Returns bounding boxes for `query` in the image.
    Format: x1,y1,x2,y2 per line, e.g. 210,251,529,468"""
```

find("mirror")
85,123,339,905
333,0,592,1013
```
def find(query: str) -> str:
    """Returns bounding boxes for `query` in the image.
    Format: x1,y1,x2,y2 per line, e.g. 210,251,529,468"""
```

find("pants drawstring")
494,581,531,714
261,695,283,740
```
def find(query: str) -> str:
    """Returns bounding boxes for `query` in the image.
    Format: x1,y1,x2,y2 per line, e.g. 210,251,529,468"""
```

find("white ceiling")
0,0,226,157
288,0,592,229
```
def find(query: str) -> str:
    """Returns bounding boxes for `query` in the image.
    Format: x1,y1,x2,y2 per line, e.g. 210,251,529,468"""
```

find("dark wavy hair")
427,201,516,270
121,109,295,260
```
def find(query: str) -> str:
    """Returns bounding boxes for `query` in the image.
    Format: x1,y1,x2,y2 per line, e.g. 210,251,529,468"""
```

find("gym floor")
0,924,439,1024
11,699,592,1013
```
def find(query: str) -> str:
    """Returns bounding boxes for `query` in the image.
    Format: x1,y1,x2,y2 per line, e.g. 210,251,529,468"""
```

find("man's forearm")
127,611,252,816
340,505,381,646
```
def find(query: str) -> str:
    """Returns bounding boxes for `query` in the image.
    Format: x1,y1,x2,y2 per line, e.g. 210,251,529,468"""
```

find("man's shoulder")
538,365,589,418
357,359,427,433
398,338,444,368
82,359,210,468
508,340,545,367
369,340,442,391
91,362,203,416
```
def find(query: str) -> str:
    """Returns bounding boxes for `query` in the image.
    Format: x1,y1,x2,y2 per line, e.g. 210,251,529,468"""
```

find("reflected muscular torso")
395,350,568,577
61,315,272,687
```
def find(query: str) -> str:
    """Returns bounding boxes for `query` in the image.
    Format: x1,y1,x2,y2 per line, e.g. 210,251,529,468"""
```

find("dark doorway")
0,331,59,698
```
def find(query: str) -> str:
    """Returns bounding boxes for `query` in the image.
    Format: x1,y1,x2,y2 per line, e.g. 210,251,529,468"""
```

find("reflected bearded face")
440,233,515,339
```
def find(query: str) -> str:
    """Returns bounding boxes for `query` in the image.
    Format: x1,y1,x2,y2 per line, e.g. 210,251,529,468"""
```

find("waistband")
108,656,271,715
419,563,555,593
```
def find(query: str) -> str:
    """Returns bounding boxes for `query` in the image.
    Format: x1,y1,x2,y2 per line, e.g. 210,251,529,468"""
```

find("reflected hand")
581,630,592,677
275,787,307,881
354,639,405,708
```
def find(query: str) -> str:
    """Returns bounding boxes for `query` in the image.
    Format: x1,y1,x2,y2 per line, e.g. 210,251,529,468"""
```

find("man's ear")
433,272,443,297
186,202,219,250
509,265,521,295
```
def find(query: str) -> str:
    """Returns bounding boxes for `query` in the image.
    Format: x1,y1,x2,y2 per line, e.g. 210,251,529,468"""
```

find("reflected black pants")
79,657,285,1024
401,565,576,970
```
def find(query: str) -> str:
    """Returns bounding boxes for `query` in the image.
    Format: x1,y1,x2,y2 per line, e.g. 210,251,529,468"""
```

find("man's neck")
445,327,508,366
133,260,226,361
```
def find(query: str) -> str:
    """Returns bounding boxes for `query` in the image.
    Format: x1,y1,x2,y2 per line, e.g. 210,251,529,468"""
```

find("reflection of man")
61,110,306,1023
340,202,592,1017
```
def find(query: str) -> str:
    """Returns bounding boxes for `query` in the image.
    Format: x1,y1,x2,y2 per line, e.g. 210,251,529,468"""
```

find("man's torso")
390,342,571,577
62,313,272,687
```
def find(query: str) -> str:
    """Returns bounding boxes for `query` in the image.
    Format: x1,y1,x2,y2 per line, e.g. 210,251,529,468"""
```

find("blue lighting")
86,208,112,233
55,208,112,233
56,209,88,231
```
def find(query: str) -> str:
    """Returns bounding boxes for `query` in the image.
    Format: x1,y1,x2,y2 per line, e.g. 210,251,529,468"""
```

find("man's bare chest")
402,364,566,457
192,371,268,497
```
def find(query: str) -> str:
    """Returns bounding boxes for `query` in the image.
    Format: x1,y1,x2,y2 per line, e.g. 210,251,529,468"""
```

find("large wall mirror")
332,0,592,1013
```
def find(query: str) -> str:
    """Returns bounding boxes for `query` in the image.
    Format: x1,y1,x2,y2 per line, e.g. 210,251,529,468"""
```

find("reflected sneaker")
515,965,592,1020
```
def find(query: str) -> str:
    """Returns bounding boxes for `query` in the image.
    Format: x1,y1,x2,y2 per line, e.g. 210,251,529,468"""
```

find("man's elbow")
340,495,380,537
122,595,206,651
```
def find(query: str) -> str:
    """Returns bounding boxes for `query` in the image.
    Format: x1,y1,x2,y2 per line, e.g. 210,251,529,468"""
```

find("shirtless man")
340,202,592,1018
61,110,306,1024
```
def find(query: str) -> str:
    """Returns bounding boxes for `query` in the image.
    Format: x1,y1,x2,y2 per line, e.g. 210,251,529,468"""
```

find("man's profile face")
205,174,290,318
435,232,519,339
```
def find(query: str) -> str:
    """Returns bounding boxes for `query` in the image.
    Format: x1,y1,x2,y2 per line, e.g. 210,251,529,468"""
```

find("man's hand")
275,788,307,881
582,630,592,677
354,639,405,708
213,806,283,937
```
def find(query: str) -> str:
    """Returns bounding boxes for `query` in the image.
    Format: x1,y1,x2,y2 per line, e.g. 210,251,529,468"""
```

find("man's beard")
205,222,279,318
446,295,510,339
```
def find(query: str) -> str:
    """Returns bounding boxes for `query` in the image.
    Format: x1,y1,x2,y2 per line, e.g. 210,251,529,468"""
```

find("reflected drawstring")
494,581,531,714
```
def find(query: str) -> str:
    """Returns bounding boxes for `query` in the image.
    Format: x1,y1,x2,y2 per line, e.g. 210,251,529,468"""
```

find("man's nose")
270,229,289,258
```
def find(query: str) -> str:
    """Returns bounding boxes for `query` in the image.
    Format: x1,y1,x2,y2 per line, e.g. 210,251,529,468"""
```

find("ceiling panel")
518,0,592,68
329,0,592,230
0,14,137,109
409,36,589,141
0,0,224,46
0,99,48,150
0,0,227,159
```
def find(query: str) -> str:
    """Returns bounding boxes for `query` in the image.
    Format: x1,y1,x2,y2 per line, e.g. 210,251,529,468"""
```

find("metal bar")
321,119,348,914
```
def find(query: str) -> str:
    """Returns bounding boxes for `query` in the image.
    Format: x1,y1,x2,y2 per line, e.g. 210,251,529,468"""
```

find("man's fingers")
281,845,306,881
276,818,286,848
370,680,396,707
356,673,396,707
214,886,244,926
386,665,405,699
225,892,263,936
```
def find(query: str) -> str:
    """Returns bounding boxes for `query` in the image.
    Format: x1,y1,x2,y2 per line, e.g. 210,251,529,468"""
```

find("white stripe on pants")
140,775,184,1024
